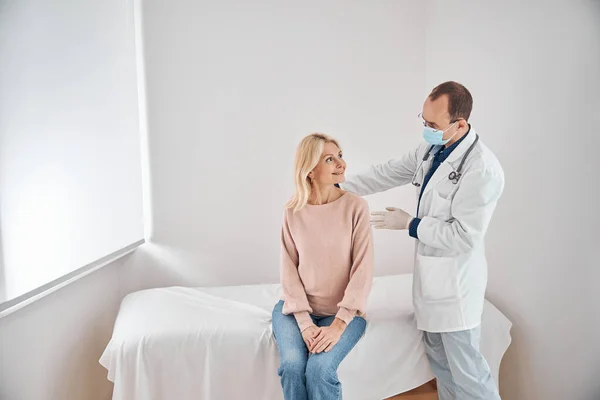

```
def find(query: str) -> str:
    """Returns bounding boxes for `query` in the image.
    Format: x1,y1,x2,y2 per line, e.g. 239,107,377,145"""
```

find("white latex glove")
370,207,413,230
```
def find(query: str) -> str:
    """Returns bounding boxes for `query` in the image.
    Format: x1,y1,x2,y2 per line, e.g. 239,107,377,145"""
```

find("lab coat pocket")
416,254,459,302
430,190,452,221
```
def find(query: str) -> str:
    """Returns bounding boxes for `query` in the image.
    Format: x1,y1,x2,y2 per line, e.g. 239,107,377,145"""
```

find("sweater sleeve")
336,199,374,325
280,210,315,332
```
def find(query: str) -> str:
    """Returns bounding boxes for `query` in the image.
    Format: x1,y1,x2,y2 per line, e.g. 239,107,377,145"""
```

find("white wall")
0,255,130,400
424,0,600,399
125,0,427,293
0,0,144,301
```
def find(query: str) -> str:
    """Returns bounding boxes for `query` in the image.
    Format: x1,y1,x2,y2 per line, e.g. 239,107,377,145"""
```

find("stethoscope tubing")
411,134,479,187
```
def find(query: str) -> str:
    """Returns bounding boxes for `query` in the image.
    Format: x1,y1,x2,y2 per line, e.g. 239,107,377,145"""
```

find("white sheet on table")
100,274,512,400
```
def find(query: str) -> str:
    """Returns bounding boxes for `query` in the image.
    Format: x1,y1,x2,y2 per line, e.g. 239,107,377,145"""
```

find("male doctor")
342,81,504,399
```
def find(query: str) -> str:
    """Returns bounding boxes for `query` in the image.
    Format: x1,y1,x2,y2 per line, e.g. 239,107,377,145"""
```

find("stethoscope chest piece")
448,171,461,184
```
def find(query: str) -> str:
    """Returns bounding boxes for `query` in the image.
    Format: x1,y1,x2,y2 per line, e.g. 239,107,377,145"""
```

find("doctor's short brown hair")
429,81,473,122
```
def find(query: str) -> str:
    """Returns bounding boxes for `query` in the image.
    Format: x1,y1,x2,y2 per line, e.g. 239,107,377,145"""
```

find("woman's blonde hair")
285,133,341,212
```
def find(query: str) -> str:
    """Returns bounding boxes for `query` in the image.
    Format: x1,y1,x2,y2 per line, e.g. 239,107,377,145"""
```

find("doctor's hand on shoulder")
370,207,413,230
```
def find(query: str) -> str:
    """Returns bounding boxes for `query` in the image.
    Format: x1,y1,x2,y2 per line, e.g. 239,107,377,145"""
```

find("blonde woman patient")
272,133,374,400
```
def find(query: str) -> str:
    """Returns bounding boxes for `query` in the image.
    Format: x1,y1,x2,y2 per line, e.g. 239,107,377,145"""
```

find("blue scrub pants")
424,326,501,399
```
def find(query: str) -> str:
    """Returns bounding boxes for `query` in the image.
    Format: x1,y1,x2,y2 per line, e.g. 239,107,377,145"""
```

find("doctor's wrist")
408,218,421,239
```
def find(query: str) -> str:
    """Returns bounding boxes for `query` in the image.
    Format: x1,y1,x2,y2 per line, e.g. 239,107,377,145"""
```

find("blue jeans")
424,326,501,400
272,300,366,400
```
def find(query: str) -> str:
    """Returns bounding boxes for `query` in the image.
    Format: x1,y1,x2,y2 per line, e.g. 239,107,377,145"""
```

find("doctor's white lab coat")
343,130,504,332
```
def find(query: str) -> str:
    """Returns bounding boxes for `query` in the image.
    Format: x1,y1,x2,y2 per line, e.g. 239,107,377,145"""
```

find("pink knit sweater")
280,192,374,332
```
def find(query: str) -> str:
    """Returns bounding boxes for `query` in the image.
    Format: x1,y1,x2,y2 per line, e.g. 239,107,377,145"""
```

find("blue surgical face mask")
422,121,458,145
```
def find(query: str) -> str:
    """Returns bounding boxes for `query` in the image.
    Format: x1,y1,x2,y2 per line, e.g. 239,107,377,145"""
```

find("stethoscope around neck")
411,134,479,187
